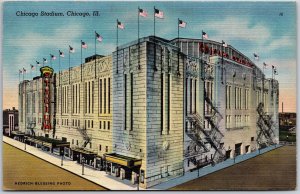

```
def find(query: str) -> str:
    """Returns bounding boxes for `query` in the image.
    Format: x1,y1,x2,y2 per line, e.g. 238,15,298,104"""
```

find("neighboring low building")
279,112,296,127
3,107,19,136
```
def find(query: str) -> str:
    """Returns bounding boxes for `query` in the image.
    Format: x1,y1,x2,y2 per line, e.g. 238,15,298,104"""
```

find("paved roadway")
3,143,107,191
171,145,296,190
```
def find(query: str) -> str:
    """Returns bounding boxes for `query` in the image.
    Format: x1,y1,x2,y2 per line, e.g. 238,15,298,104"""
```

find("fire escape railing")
256,102,275,147
76,127,92,148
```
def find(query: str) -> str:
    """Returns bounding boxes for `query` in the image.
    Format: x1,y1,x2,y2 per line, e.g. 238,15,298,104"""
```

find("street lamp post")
137,173,140,190
82,157,85,175
61,149,64,166
24,137,27,150
233,151,236,163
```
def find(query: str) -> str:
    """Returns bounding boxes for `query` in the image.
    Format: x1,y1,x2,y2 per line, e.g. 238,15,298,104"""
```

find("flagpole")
35,62,37,77
221,40,224,84
116,20,119,74
30,65,32,79
177,18,180,74
138,7,140,69
59,51,61,86
19,71,20,83
202,30,206,117
95,31,97,78
153,7,157,71
154,6,156,39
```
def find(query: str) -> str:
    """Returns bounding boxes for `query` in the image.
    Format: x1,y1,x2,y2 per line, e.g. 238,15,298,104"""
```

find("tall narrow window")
185,78,188,116
130,73,133,131
235,87,237,109
99,79,102,114
161,73,164,134
72,85,74,113
78,84,80,114
124,74,127,130
194,79,197,113
190,79,193,113
104,79,106,114
108,78,111,114
92,81,94,113
226,86,228,109
88,81,91,114
167,74,171,133
229,86,231,109
239,88,242,109
85,82,87,114
76,84,78,114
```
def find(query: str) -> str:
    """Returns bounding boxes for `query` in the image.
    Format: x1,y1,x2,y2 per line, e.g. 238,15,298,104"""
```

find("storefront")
11,131,25,142
25,136,70,155
105,153,142,184
71,147,98,169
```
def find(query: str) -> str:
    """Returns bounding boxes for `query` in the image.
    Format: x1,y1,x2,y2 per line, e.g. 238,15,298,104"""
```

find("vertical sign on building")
40,66,54,133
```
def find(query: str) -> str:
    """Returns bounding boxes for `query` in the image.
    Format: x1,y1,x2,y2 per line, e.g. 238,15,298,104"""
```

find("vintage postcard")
1,0,297,191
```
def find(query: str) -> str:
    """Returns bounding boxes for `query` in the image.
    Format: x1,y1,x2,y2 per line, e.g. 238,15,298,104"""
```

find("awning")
25,136,70,148
11,131,25,136
71,147,97,156
105,153,142,168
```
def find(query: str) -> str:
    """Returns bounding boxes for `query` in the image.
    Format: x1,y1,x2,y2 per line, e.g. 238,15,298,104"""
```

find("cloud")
266,35,294,52
200,17,271,44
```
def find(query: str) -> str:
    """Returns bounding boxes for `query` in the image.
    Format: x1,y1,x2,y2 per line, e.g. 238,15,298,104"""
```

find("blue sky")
2,1,297,111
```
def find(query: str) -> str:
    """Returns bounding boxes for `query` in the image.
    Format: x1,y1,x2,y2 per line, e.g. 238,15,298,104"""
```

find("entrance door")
226,150,231,159
235,143,242,156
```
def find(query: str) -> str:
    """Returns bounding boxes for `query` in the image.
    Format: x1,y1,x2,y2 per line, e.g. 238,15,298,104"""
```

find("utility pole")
82,156,85,175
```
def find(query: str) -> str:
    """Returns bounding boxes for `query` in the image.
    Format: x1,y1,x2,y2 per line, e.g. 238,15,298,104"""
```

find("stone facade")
112,37,184,188
18,36,279,189
55,55,113,158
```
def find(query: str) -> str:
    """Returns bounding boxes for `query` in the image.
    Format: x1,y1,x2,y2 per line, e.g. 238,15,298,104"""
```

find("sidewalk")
3,136,143,191
3,136,281,190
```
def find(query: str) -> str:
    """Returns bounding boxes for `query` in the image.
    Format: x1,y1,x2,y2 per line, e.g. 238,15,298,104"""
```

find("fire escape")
76,127,92,148
256,102,275,147
204,89,226,164
185,62,225,169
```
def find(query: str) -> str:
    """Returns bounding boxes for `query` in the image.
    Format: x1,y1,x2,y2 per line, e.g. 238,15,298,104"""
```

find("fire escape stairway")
76,127,92,148
186,114,209,152
204,91,226,164
256,103,275,146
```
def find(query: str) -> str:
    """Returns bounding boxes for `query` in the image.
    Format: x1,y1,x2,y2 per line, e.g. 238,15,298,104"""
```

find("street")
171,145,296,190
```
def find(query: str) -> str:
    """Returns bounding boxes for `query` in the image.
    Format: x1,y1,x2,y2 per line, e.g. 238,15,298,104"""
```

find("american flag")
30,64,34,70
117,20,124,29
222,40,228,47
43,58,48,63
81,41,88,49
202,31,208,39
139,8,148,17
23,68,26,73
263,62,268,68
36,61,41,66
253,53,259,60
59,50,65,57
51,54,56,60
95,32,103,42
154,8,164,19
69,45,75,53
178,19,186,28
19,69,23,74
